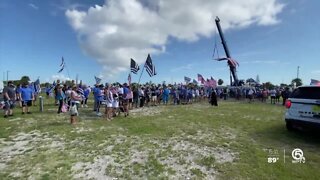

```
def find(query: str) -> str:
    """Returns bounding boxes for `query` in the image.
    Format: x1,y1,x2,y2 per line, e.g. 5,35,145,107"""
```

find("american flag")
210,77,217,88
310,79,320,85
130,58,140,74
145,54,156,77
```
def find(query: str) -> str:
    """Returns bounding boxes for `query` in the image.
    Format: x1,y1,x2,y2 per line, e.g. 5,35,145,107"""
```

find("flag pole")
138,62,145,85
64,62,71,79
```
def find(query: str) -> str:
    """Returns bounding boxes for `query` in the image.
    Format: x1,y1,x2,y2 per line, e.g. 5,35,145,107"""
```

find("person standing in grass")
210,89,218,106
57,85,65,114
83,85,90,108
3,81,16,118
127,86,133,110
20,82,34,114
122,83,129,117
248,88,254,103
139,87,145,107
270,88,276,104
262,89,268,102
281,87,290,106
105,84,113,120
162,86,170,105
275,89,281,104
15,84,22,107
70,86,82,124
94,84,104,116
132,85,139,108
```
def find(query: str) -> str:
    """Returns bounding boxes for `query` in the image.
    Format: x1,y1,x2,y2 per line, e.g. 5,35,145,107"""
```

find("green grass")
1,95,320,179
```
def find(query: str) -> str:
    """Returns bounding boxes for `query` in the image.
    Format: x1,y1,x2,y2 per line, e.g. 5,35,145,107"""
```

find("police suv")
285,85,320,130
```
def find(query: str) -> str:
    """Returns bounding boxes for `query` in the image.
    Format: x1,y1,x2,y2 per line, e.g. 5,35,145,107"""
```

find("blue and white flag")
48,81,56,93
58,57,65,73
94,76,102,85
34,79,41,93
184,76,191,83
144,54,156,77
193,79,198,84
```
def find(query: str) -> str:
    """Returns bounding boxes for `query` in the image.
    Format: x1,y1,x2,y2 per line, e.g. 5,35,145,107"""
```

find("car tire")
286,121,294,131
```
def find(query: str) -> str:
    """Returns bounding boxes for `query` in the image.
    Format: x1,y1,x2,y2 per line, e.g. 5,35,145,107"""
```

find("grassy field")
1,96,320,179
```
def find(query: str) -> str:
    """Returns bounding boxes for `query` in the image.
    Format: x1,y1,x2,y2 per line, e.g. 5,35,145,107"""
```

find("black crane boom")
215,16,240,86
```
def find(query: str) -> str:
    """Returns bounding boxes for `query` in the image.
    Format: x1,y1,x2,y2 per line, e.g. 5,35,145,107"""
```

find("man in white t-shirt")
270,89,276,104
248,88,254,103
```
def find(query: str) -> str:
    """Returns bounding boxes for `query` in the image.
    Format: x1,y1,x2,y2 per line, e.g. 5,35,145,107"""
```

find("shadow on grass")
251,123,320,146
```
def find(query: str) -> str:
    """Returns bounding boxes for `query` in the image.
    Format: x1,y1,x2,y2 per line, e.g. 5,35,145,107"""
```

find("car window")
290,87,320,99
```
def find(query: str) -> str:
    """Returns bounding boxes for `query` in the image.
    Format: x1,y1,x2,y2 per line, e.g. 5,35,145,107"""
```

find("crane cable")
212,27,220,60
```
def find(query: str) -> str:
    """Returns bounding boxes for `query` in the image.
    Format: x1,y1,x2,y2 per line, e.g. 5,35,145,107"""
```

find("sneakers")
4,115,8,118
96,112,102,117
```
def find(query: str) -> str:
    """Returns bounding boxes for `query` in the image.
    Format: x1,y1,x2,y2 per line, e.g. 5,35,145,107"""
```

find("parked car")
285,85,320,130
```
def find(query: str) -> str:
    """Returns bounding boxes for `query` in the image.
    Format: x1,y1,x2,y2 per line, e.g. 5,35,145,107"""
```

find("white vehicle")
285,85,320,130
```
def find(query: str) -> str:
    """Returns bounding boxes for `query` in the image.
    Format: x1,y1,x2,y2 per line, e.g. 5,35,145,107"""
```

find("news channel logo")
292,148,306,164
265,148,306,164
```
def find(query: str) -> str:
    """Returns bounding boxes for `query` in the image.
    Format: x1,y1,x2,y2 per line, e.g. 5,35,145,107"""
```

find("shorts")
4,100,15,110
22,100,32,107
112,101,119,108
106,101,113,108
152,96,157,102
122,99,129,106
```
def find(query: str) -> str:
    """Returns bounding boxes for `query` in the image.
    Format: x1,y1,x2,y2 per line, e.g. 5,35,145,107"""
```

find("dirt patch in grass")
0,130,66,177
70,129,238,179
130,106,164,117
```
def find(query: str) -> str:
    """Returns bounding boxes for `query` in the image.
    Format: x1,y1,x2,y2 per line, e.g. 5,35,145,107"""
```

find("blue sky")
0,0,320,86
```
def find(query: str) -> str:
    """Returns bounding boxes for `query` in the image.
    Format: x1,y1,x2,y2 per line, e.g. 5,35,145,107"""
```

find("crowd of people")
2,79,293,124
2,81,37,118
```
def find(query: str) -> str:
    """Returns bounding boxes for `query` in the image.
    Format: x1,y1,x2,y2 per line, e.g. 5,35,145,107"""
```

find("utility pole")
6,70,9,83
297,66,300,79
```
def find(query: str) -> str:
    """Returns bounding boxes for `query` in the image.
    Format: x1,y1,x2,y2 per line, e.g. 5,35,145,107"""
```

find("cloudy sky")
1,0,320,85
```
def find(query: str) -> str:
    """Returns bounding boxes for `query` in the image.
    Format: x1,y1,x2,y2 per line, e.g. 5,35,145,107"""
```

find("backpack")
61,104,68,113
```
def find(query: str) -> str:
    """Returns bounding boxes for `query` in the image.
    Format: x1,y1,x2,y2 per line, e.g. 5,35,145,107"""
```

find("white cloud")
170,64,193,72
65,0,285,80
29,3,39,10
50,74,71,82
241,60,278,64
